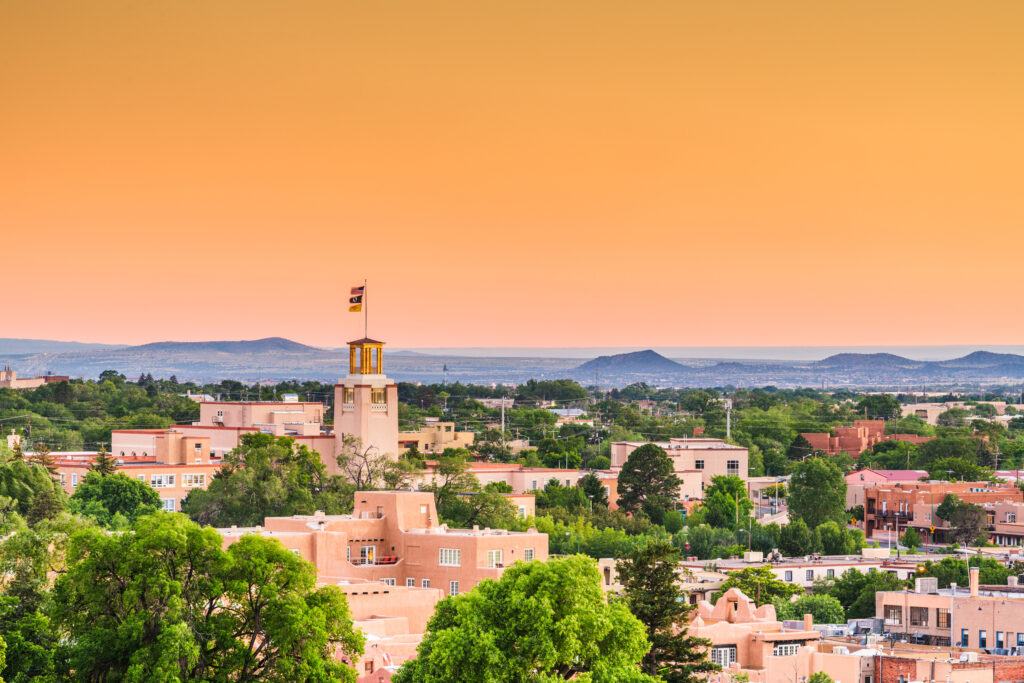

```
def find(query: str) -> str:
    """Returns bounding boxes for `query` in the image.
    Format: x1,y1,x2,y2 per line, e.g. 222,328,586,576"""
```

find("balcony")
351,555,399,566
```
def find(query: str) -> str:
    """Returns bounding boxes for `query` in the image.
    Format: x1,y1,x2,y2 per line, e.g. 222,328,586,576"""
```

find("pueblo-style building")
218,490,547,678
0,366,69,390
105,338,399,469
801,419,933,457
610,438,748,500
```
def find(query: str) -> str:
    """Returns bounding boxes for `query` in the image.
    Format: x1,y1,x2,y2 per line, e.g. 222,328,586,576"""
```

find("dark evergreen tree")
617,540,718,682
616,444,681,524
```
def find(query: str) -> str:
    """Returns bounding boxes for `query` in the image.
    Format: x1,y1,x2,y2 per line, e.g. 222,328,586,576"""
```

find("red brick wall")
876,655,917,683
956,660,1024,682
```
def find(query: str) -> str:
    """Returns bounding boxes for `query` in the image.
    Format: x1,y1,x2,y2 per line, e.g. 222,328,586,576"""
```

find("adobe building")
398,417,474,454
106,338,401,478
679,552,921,591
801,420,933,457
0,366,69,390
218,491,547,598
863,481,1024,543
845,469,929,509
875,568,1024,650
610,438,748,500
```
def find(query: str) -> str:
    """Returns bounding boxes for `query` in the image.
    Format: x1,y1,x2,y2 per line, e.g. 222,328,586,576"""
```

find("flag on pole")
349,284,364,312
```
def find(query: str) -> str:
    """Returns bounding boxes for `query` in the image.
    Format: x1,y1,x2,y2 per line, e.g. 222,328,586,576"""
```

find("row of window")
350,546,533,568
59,473,206,490
959,629,1023,649
783,568,837,582
883,605,951,628
693,459,741,474
711,641,805,666
377,577,461,595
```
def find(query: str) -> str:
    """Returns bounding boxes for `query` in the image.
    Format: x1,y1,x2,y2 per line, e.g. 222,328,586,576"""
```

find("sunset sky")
2,1,1023,349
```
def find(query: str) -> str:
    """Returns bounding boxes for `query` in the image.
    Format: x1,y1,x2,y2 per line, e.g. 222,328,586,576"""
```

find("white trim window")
422,579,430,588
380,578,396,586
524,548,535,561
487,549,503,568
406,578,415,587
449,580,459,596
439,548,461,567
182,473,206,488
151,474,176,488
773,643,801,657
711,646,736,667
160,498,176,512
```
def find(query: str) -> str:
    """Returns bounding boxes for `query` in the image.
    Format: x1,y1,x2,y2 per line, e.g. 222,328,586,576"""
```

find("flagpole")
364,278,368,339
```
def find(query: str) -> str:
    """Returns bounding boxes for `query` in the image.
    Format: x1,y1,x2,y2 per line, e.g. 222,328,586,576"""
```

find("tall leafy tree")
701,476,753,530
579,472,610,508
393,555,657,682
52,513,364,682
617,541,717,683
69,471,160,526
817,568,904,618
617,444,681,524
182,433,354,527
787,457,846,528
772,594,845,624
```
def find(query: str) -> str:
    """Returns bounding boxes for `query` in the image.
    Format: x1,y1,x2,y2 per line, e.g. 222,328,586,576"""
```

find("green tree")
948,500,989,546
808,672,835,683
182,433,354,527
69,471,160,526
816,521,862,555
788,457,846,528
819,568,904,618
936,494,960,521
617,541,718,683
772,594,845,624
579,472,609,508
52,513,364,682
856,395,900,420
89,447,118,476
779,518,815,557
786,435,815,461
393,555,657,682
701,476,753,531
937,408,970,428
713,566,801,605
927,456,990,482
900,527,921,551
617,444,681,524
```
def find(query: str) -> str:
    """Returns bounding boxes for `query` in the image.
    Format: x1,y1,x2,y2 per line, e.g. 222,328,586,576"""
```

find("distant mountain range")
3,338,1024,388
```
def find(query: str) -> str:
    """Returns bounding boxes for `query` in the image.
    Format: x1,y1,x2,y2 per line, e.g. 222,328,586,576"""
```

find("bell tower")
333,338,399,468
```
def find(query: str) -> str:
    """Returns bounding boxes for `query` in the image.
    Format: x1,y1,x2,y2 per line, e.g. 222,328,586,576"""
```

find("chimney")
803,614,813,631
970,567,980,597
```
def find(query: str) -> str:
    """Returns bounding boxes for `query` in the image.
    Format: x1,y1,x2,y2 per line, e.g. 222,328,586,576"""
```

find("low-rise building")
679,552,921,590
0,366,69,389
846,469,929,510
398,418,474,454
610,438,748,500
875,567,1024,650
217,491,548,599
864,481,1024,542
802,420,933,457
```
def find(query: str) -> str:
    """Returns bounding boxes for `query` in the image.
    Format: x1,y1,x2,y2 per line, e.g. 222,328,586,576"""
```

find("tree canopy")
393,555,657,682
787,457,846,528
53,513,364,682
617,444,681,524
69,471,160,527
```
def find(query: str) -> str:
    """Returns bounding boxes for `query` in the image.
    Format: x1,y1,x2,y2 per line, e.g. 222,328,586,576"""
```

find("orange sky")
2,1,1023,349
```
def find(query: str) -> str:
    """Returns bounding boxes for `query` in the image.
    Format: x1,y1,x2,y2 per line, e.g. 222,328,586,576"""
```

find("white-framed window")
360,546,375,564
1009,512,1017,523
380,578,396,586
439,548,461,567
182,473,206,488
194,443,202,452
727,460,740,476
449,580,459,596
524,548,535,561
827,569,835,578
217,410,223,417
695,459,704,470
518,506,527,516
784,570,793,581
406,578,415,587
151,474,175,488
487,549,503,568
531,480,538,490
160,498,176,512
422,579,430,588
773,643,801,657
711,646,736,667
137,474,145,482
291,549,301,556
71,473,78,487
60,473,66,486
806,569,813,581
